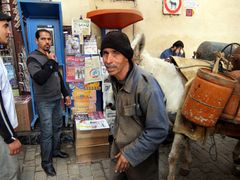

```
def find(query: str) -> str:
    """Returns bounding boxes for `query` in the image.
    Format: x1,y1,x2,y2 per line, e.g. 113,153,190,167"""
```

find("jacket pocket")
115,104,143,149
123,104,136,116
123,104,144,127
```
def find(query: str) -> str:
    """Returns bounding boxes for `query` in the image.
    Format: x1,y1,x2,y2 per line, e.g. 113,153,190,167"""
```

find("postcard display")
1,0,18,90
1,0,30,94
1,0,32,132
66,18,116,163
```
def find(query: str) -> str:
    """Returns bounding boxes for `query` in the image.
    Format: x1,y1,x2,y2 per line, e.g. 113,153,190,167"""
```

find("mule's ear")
138,33,145,54
131,33,145,54
131,33,145,64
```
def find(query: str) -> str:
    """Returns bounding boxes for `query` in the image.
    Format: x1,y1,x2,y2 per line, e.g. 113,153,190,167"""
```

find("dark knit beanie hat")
100,31,133,62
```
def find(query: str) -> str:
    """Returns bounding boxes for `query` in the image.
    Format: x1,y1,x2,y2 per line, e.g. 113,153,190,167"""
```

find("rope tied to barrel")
209,135,218,161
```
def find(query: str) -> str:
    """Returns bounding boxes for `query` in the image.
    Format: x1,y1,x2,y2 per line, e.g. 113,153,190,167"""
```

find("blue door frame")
17,0,67,128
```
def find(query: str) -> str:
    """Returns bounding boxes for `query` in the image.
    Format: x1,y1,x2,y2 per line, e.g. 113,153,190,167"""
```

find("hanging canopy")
86,9,143,29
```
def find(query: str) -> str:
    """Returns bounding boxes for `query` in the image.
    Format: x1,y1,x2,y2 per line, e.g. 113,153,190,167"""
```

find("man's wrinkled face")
102,48,129,79
36,31,52,52
0,20,11,44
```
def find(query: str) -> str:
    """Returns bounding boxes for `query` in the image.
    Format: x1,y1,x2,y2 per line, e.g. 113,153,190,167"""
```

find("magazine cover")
75,112,109,130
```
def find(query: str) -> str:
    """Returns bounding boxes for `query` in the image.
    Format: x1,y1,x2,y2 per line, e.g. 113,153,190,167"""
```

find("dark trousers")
110,142,159,180
36,99,63,167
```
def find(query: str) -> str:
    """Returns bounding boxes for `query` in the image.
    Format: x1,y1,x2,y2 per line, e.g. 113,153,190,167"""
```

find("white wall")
55,0,240,58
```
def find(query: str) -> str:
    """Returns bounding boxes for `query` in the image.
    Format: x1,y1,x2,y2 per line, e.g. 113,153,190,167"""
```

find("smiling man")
101,31,169,180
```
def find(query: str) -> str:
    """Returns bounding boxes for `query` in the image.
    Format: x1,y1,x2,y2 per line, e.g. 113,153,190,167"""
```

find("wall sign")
72,18,91,36
163,0,182,15
186,9,194,17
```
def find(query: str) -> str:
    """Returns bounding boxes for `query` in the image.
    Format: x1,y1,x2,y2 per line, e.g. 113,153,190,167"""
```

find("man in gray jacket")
101,31,169,180
27,29,71,176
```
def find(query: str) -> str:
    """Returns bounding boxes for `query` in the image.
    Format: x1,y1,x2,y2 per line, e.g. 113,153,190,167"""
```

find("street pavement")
18,134,240,180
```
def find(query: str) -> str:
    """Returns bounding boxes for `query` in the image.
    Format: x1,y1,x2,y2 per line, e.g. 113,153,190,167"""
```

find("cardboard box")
14,95,32,132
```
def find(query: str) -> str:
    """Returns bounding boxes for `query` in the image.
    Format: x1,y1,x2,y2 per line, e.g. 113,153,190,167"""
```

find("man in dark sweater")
27,29,71,176
160,40,185,60
0,11,22,180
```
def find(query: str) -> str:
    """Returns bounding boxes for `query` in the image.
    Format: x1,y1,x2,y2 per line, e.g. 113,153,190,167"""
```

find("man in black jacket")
0,11,22,180
27,29,71,176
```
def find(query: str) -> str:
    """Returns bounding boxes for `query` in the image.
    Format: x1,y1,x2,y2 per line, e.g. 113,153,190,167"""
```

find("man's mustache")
105,64,117,68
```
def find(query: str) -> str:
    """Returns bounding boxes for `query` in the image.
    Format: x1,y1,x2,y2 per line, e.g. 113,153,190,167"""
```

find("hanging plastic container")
182,67,237,127
221,70,240,120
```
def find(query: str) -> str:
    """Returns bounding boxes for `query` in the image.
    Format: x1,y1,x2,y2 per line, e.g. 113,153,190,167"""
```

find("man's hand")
46,52,56,60
65,96,71,106
8,139,22,155
114,152,130,173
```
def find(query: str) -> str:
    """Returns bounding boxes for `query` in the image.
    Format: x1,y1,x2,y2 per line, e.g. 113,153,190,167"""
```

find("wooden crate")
76,151,109,163
14,95,32,132
76,143,110,163
75,128,109,146
76,143,109,155
75,126,110,163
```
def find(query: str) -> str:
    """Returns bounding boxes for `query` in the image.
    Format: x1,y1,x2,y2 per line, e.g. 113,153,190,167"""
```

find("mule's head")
131,33,145,64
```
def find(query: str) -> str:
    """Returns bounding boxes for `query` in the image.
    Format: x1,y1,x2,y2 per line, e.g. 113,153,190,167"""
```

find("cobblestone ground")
18,135,240,180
